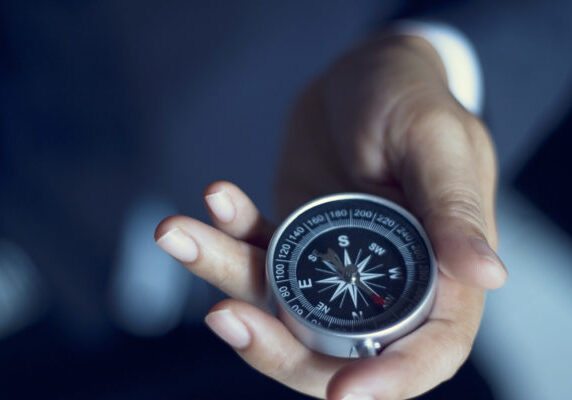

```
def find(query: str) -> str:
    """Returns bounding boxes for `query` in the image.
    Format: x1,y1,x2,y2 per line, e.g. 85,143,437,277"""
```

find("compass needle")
321,260,337,273
267,193,436,358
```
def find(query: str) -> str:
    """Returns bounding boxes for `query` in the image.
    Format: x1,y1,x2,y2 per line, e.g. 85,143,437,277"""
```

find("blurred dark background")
1,1,571,398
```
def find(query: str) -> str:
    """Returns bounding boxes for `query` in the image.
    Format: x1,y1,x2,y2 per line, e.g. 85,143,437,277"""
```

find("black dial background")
297,227,406,321
269,196,434,334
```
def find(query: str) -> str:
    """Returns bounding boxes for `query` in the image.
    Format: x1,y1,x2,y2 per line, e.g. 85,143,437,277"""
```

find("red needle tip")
372,295,385,306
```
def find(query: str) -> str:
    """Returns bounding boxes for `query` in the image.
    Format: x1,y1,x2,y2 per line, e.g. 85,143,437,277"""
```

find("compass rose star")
348,284,358,308
316,276,346,300
358,271,385,292
343,249,352,267
316,248,385,309
316,275,361,308
356,254,371,272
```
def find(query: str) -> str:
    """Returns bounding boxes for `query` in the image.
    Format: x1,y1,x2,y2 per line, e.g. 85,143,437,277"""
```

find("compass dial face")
267,194,435,335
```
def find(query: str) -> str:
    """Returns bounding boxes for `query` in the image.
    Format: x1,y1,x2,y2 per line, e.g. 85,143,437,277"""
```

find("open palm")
155,35,506,399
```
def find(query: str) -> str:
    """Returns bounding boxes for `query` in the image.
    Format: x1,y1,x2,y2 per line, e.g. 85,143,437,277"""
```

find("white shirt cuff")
391,20,484,115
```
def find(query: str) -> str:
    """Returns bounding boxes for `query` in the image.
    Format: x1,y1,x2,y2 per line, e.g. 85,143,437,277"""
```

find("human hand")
155,34,507,399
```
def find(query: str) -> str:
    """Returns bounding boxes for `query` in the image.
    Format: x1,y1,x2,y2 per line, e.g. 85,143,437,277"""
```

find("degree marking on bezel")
303,222,314,233
368,212,378,228
305,308,316,320
384,224,399,237
287,295,302,303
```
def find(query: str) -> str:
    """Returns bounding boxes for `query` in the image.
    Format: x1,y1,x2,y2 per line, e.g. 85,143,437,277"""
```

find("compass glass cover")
268,196,433,333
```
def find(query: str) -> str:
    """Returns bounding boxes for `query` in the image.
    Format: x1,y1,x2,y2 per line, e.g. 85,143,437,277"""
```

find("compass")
266,193,437,358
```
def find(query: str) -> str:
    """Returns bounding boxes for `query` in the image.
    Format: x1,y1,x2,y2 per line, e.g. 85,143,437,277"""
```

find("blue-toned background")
1,1,571,398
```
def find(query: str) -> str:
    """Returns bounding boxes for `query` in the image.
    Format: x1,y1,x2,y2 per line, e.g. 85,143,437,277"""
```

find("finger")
154,215,266,304
203,180,276,248
204,298,348,398
328,275,484,400
397,109,507,289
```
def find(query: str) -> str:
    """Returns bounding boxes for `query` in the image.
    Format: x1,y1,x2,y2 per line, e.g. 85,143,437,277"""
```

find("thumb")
398,109,507,290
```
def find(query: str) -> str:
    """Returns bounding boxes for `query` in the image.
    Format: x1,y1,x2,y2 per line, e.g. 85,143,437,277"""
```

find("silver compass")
266,193,437,358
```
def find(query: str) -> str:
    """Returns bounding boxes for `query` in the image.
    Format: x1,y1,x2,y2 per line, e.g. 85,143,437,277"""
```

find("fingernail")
342,394,374,400
205,309,251,349
470,238,500,264
470,237,507,274
205,190,235,223
156,228,198,263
